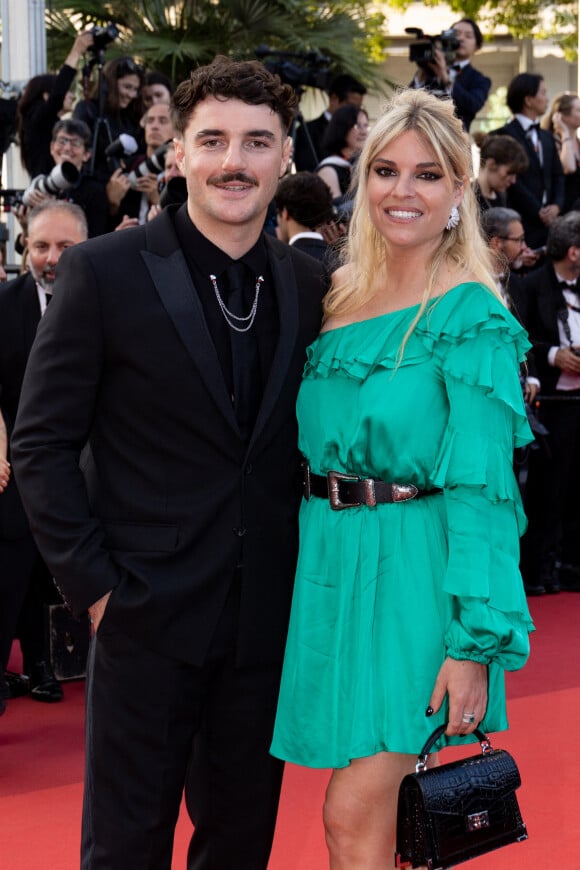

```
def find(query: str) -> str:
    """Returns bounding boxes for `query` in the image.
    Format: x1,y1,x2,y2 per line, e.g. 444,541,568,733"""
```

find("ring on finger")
462,712,476,724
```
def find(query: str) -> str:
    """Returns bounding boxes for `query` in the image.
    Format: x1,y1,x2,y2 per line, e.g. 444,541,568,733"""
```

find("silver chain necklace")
209,273,264,333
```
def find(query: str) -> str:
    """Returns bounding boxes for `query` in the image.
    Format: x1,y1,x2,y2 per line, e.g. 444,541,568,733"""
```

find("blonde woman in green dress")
271,88,534,869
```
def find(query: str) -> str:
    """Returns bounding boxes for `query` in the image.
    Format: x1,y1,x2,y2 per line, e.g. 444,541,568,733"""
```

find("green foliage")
45,0,389,89
383,0,578,58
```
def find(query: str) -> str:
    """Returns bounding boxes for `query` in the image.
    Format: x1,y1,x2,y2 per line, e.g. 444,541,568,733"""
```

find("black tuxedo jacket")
451,64,491,131
293,113,329,172
0,272,41,540
290,236,329,263
519,261,571,394
491,119,565,249
12,206,325,667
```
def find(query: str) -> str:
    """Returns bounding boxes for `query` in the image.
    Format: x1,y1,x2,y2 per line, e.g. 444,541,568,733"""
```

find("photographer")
16,30,94,179
74,55,144,183
16,119,108,240
410,18,490,132
109,100,174,229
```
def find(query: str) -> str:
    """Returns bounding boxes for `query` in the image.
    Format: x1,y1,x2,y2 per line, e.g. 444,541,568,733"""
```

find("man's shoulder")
265,233,324,272
461,64,490,86
0,271,34,304
65,208,176,262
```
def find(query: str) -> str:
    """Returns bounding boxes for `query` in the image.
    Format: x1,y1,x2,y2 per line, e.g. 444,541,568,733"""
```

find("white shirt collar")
289,231,324,245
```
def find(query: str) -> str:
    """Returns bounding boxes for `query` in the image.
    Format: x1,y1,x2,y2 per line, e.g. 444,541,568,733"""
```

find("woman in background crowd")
74,55,144,181
16,30,93,179
316,104,369,200
473,133,529,211
542,92,580,212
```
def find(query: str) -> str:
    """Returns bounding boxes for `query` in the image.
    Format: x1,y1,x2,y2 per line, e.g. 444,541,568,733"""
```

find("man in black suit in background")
0,201,88,709
292,73,367,171
518,212,580,595
274,170,334,263
12,57,325,869
410,18,491,132
492,73,565,251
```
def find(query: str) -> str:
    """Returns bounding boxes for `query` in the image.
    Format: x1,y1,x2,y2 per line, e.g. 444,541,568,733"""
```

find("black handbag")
395,724,528,869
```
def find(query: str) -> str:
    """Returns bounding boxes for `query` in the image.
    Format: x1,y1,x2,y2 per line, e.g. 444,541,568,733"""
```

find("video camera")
22,162,80,207
255,46,332,92
89,22,120,57
406,27,460,68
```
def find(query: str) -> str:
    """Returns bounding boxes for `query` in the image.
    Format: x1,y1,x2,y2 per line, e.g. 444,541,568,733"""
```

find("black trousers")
81,583,285,870
521,392,580,581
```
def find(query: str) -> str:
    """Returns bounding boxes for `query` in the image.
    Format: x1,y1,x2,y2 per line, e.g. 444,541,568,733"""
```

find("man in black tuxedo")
492,73,564,251
517,212,580,594
0,200,88,708
274,170,333,263
410,18,491,132
12,57,325,869
292,73,367,172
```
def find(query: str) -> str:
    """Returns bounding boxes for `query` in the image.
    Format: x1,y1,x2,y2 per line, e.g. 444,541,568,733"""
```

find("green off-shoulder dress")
270,282,535,768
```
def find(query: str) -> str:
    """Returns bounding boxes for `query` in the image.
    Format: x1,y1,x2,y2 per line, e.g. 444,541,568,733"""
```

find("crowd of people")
0,21,578,870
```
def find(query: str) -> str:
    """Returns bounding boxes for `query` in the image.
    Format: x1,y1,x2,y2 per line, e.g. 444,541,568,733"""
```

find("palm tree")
45,0,388,90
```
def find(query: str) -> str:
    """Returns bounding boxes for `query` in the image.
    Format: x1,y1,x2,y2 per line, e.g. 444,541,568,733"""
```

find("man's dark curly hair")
172,56,297,135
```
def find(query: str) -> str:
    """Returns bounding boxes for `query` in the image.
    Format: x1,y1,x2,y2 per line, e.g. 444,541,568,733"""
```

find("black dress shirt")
173,205,279,433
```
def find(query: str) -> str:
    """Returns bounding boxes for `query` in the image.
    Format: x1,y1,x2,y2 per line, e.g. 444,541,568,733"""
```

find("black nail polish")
425,706,434,717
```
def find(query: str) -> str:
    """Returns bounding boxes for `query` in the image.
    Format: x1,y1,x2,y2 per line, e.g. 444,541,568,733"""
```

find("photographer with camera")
15,119,108,240
409,18,491,132
109,100,174,229
74,55,144,183
16,30,94,180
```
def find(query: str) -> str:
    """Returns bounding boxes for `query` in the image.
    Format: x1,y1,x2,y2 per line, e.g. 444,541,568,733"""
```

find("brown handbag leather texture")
395,725,528,869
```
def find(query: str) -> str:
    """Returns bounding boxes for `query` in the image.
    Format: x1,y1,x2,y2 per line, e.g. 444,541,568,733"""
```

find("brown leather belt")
303,463,442,511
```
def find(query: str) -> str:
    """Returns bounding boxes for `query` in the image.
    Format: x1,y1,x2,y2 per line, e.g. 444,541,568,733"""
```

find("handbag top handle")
416,725,492,773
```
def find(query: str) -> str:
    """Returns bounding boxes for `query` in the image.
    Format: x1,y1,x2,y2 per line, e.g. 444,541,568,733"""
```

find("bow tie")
451,63,462,72
558,280,577,290
526,122,540,132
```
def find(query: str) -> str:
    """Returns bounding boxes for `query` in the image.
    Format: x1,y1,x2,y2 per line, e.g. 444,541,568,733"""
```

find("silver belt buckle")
327,470,362,510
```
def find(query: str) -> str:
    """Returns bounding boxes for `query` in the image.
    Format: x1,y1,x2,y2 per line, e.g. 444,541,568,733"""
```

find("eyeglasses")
355,122,369,131
499,235,526,244
53,135,85,149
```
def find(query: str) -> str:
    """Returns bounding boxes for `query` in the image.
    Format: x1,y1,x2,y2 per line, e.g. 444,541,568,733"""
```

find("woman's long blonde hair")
324,88,499,328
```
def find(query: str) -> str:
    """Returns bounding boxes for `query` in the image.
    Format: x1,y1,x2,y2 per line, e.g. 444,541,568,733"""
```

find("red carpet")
1,593,578,868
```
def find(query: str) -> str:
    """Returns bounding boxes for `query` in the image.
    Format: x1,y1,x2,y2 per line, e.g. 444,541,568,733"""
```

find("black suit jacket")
292,112,329,172
519,261,571,394
12,206,325,668
491,119,565,249
451,64,491,131
290,236,329,263
0,272,41,540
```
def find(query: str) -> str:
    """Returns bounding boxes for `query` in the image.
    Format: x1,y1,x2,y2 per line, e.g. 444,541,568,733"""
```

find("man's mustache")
209,172,258,187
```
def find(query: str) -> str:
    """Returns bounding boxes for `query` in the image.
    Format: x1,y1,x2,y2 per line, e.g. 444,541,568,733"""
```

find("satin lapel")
247,240,299,455
141,247,239,433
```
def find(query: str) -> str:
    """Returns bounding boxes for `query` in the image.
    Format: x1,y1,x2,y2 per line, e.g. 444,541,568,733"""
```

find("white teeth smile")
386,209,421,219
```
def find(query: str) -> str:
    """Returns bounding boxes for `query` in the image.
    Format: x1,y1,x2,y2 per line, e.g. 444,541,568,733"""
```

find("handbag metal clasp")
467,810,490,832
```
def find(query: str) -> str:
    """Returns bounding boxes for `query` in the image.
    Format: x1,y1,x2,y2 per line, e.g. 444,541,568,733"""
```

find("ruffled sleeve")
424,286,535,670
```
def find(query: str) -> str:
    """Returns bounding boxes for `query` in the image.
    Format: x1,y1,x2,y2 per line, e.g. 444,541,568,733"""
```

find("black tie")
45,292,52,305
558,280,577,290
225,261,261,440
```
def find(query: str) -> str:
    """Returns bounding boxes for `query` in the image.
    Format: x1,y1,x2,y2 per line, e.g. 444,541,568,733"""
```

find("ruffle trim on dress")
305,283,530,383
431,429,528,532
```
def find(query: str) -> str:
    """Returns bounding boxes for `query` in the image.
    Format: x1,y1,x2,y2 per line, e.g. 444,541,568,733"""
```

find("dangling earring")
446,205,460,231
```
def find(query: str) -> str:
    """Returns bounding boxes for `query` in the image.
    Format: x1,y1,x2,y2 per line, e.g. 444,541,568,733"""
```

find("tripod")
82,49,114,178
